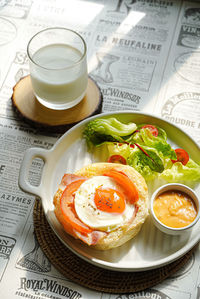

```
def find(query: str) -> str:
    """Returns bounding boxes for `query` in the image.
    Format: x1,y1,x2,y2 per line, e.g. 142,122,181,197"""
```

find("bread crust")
54,162,149,250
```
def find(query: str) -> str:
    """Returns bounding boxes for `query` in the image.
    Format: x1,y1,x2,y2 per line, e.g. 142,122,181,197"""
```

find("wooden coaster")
33,198,196,294
12,75,102,132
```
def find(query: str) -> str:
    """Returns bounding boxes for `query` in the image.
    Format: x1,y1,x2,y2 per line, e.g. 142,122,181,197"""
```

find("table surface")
0,1,200,299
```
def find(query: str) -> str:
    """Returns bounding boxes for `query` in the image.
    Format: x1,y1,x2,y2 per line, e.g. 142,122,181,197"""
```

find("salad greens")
126,125,176,160
83,117,137,148
83,117,200,183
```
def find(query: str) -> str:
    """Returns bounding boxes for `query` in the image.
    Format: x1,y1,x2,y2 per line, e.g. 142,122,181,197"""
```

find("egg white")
74,176,135,232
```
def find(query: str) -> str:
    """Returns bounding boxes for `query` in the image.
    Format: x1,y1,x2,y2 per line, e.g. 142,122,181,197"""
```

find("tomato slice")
171,148,189,166
60,179,93,235
108,154,127,165
142,125,158,137
103,170,139,203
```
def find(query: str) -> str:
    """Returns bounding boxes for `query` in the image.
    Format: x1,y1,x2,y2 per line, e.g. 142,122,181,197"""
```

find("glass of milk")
27,27,88,110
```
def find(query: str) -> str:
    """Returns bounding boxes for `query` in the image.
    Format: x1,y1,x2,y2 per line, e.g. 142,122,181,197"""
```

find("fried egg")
74,176,135,232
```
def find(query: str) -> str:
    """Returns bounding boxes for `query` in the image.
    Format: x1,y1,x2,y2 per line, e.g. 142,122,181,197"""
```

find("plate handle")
18,147,49,197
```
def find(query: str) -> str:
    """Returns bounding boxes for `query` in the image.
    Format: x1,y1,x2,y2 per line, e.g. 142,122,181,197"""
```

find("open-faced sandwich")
53,162,149,250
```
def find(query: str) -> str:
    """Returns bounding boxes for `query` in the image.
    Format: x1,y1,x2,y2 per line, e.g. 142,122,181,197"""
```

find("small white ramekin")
150,183,200,235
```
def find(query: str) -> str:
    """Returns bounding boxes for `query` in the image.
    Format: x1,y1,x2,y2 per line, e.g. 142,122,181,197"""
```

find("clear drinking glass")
27,27,88,110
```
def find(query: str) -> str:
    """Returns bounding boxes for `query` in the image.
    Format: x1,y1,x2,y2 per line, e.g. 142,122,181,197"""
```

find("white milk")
30,43,88,109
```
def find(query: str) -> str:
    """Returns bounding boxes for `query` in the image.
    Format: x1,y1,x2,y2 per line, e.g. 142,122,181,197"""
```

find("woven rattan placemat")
33,198,196,294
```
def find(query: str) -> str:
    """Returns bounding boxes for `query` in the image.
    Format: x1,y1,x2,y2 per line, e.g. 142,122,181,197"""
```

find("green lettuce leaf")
84,118,200,183
107,142,164,180
127,127,176,160
83,118,137,148
160,159,200,182
106,142,200,183
134,145,164,173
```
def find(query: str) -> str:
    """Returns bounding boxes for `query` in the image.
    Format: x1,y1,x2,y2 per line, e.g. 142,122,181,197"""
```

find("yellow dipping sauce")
153,190,197,228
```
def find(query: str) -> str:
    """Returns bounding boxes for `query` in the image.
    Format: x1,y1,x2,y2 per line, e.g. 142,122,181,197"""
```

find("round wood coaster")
12,75,102,132
33,198,196,294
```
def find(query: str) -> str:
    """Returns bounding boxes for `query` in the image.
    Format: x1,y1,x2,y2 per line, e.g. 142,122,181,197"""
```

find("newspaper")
0,0,200,298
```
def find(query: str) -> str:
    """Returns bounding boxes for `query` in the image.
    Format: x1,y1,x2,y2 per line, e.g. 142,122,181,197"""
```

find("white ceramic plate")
18,111,200,272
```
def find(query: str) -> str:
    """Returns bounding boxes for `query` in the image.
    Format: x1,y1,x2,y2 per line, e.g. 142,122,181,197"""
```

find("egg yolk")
94,187,126,213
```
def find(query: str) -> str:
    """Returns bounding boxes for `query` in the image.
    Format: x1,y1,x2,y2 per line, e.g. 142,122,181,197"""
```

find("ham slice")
75,230,107,246
59,174,87,191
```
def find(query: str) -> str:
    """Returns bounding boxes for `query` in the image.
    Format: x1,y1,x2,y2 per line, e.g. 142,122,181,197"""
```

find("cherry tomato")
171,148,189,166
142,125,158,137
108,155,127,165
